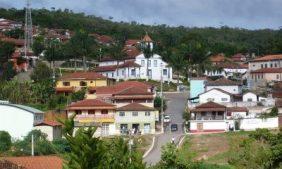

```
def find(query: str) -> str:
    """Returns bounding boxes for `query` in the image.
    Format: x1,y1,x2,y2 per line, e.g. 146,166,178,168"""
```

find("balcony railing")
194,115,224,120
75,114,114,123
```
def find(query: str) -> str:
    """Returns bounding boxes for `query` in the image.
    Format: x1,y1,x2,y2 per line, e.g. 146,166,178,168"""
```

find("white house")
95,34,173,82
243,92,257,102
205,78,242,94
198,88,233,103
34,121,62,141
0,103,44,139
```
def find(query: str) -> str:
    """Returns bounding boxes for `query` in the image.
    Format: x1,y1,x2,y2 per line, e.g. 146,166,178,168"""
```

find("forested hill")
1,8,282,57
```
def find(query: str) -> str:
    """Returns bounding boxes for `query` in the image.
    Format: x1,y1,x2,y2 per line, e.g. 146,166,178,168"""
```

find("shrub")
0,131,12,152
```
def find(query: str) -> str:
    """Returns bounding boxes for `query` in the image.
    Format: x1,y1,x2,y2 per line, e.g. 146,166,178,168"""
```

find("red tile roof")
95,61,140,72
275,99,282,107
35,120,62,127
114,87,151,95
142,34,153,42
97,35,114,44
273,92,282,98
55,87,75,92
68,99,115,109
250,54,282,62
60,71,107,80
227,107,248,112
192,101,226,112
209,53,229,63
117,103,155,111
0,37,24,46
206,78,241,86
125,39,140,46
217,63,247,69
124,46,141,58
251,68,282,73
231,53,246,62
2,156,63,169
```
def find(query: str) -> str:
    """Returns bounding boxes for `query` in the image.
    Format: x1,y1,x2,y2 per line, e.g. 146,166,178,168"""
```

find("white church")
95,34,173,82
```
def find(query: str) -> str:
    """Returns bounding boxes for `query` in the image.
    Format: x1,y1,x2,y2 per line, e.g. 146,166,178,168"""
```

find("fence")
239,117,278,130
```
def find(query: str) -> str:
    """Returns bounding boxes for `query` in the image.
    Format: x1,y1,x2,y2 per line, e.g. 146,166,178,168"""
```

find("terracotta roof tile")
251,68,282,73
192,101,226,112
68,99,115,108
206,78,241,86
114,86,151,95
2,156,63,169
251,54,282,62
55,87,75,92
95,61,140,72
117,103,155,111
275,99,282,107
60,71,107,80
227,107,248,112
209,53,230,63
35,120,62,127
125,39,140,46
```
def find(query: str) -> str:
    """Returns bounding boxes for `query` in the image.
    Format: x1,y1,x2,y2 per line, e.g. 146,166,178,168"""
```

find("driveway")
143,92,188,166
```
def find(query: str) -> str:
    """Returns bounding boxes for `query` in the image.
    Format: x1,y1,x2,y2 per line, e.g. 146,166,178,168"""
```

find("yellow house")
67,99,116,136
56,71,114,95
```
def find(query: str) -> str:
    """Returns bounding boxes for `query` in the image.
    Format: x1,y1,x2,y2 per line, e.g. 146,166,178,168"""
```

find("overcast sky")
1,0,282,30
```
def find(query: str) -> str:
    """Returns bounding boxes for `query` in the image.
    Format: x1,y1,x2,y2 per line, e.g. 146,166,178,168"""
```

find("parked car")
164,115,170,123
171,124,178,132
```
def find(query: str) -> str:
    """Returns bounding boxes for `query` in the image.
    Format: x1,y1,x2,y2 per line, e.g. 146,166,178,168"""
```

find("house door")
132,123,140,134
144,123,151,134
197,123,203,131
101,123,109,136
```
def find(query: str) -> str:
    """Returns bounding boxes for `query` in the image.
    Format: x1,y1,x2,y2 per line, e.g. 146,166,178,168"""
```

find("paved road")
144,92,188,166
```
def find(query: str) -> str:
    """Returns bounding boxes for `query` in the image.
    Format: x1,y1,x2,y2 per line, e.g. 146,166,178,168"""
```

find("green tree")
3,28,24,39
70,89,86,102
0,40,15,65
32,36,45,56
1,61,16,81
0,131,12,153
30,61,52,82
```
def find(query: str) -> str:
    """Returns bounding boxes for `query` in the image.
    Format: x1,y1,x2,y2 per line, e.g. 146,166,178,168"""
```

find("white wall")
190,120,228,131
115,111,157,124
34,126,53,141
0,105,35,139
243,92,257,102
206,85,241,94
199,89,231,103
239,117,278,130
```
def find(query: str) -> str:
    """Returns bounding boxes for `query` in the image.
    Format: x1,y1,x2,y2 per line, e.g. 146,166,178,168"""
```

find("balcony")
75,114,115,123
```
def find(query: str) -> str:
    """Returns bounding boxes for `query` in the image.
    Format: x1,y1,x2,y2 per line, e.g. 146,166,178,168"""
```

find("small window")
90,81,93,83
141,60,145,66
88,110,95,114
75,110,82,114
148,60,151,67
101,110,108,114
277,74,280,80
111,73,114,77
270,63,273,68
275,63,277,67
122,70,125,76
265,64,267,68
131,69,136,76
154,60,157,67
163,69,167,75
261,64,263,68
207,98,215,101
221,98,228,101
145,111,150,116
227,112,232,116
80,81,87,86
63,82,70,86
132,112,138,116
119,112,125,116
247,98,253,102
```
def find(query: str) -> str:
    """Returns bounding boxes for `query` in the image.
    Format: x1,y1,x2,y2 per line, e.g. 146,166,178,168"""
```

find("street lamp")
160,63,164,133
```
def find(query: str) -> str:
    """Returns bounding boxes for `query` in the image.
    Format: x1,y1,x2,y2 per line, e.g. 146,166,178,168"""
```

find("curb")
177,135,186,149
143,136,156,158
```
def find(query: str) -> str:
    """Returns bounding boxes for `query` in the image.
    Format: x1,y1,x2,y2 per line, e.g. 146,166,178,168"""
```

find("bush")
0,131,12,152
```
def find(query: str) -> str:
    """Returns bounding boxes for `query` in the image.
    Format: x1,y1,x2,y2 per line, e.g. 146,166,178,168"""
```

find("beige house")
115,103,158,135
250,68,282,88
34,121,62,141
248,54,282,71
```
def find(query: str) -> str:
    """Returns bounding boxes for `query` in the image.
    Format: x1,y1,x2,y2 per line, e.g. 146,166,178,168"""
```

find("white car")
164,115,170,123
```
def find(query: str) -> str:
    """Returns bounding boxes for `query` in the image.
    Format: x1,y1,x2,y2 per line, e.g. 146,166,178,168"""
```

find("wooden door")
197,123,203,131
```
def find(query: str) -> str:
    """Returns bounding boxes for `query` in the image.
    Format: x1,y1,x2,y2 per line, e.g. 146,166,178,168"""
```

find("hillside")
0,8,282,58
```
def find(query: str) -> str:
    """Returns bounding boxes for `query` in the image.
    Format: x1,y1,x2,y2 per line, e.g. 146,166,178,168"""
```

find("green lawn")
178,131,250,168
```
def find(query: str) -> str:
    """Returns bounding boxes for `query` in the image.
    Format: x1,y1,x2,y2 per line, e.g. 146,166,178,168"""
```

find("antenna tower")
24,0,33,57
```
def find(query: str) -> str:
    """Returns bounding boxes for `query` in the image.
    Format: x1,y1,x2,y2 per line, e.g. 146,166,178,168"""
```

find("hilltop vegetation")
1,7,282,58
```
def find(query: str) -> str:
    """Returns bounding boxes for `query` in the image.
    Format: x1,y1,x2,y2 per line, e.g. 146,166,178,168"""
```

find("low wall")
190,120,227,132
239,117,278,130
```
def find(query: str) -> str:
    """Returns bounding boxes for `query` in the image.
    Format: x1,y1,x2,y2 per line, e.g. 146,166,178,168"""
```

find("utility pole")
31,134,34,156
161,63,164,133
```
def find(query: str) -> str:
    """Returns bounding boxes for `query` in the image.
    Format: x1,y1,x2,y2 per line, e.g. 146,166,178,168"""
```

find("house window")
141,60,145,66
207,98,215,101
154,60,157,67
119,112,125,116
265,64,267,68
101,110,108,114
75,110,82,114
63,82,70,86
261,64,263,68
270,63,273,68
275,63,277,67
80,81,87,86
227,112,232,116
111,73,114,77
122,70,125,76
131,69,136,76
145,111,150,116
247,98,253,102
88,110,95,114
148,60,151,67
221,98,228,101
277,74,280,80
163,69,167,76
132,112,138,116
